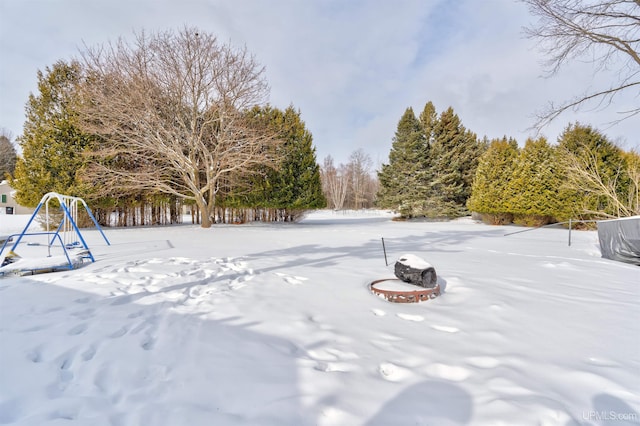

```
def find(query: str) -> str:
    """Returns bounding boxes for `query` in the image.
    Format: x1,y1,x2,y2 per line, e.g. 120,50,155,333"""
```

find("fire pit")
370,254,441,303
370,278,441,303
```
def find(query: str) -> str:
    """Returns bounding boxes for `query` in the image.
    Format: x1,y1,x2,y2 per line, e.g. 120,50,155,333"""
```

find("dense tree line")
9,28,325,227
468,124,639,225
377,102,486,218
218,105,326,222
8,13,637,226
377,102,638,223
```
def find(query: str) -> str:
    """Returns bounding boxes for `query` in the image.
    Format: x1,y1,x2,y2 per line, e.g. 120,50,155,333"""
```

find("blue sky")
1,0,637,166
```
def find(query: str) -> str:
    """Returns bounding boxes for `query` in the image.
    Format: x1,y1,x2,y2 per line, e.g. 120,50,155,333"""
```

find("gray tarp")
597,216,640,266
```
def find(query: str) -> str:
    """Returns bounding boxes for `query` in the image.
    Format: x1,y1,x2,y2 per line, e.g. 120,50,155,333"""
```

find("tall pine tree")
11,60,93,206
428,107,485,217
418,101,437,152
377,107,427,217
269,106,325,212
417,101,437,204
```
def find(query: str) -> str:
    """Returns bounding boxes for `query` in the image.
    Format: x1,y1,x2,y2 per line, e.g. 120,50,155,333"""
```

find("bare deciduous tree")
0,129,17,179
321,155,349,210
78,28,281,227
320,151,378,210
563,148,640,218
623,150,640,213
347,148,373,210
522,0,640,127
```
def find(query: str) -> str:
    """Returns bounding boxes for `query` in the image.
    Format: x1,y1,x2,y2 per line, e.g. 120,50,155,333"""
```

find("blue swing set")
0,192,110,276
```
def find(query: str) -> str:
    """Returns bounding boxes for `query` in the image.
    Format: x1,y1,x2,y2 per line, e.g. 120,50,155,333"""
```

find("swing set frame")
0,192,110,275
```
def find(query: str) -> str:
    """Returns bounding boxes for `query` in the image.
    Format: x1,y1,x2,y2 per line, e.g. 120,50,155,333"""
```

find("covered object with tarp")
597,216,640,265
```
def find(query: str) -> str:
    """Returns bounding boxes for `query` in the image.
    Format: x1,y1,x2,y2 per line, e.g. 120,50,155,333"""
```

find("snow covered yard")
0,210,638,425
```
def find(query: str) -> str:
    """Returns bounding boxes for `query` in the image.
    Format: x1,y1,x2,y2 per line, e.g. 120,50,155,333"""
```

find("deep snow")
0,210,638,425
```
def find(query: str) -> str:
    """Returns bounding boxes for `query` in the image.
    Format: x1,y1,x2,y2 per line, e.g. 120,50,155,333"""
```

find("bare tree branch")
522,0,640,129
562,146,639,217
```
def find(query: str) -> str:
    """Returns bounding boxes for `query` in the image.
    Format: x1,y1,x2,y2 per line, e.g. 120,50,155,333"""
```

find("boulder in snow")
394,254,437,288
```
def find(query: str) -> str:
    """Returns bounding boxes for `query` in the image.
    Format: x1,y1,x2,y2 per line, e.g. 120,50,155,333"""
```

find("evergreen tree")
238,105,325,219
429,107,485,217
10,60,183,226
506,137,566,225
271,106,325,211
417,102,437,203
377,107,427,217
0,131,17,179
467,137,519,224
418,101,438,149
10,60,93,206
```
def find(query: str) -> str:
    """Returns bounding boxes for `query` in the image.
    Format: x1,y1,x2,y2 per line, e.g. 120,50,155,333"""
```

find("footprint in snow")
22,324,50,333
424,363,471,381
430,324,460,333
46,350,77,398
274,272,309,285
71,308,95,320
307,348,359,362
110,294,134,306
127,310,145,319
396,313,424,322
229,274,255,290
67,323,88,336
48,407,79,421
108,326,128,339
466,356,500,369
378,362,412,382
81,344,97,362
26,347,43,363
371,309,386,316
306,347,360,373
140,334,156,351
314,361,356,373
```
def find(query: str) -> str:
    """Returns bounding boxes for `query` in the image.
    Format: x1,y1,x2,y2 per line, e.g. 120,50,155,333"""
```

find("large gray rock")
394,254,437,288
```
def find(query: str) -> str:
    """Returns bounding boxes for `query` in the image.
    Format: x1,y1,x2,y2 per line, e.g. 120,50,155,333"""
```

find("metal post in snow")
382,237,388,266
568,218,572,247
